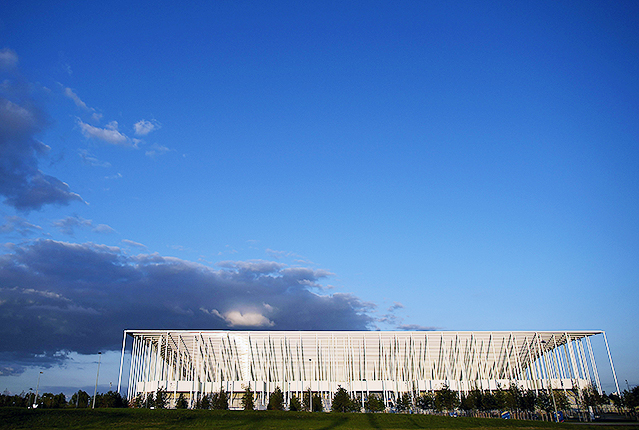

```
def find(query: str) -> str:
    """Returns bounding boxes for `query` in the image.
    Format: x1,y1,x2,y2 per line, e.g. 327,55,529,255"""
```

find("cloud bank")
0,50,83,211
0,240,375,372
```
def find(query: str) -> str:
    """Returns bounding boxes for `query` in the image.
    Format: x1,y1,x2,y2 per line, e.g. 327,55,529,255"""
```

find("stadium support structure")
117,330,619,409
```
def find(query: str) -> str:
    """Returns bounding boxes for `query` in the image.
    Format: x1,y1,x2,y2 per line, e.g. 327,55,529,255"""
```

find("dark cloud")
0,240,375,372
51,215,114,236
0,51,83,211
78,149,111,168
388,301,404,312
0,215,42,236
51,215,92,235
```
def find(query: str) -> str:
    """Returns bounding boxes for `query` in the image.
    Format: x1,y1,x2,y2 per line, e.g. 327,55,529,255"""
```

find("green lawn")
1,409,637,430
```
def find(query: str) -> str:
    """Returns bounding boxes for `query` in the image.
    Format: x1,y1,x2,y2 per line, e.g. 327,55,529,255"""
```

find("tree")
397,392,411,412
302,389,324,412
37,392,66,408
241,385,255,411
302,388,323,412
536,391,553,413
481,390,498,412
145,392,154,408
0,391,29,408
93,391,127,408
212,389,229,410
461,389,482,412
154,387,168,409
70,390,90,408
581,384,603,411
365,393,385,412
196,394,211,410
608,392,623,411
303,388,316,411
435,385,459,411
289,394,302,411
460,393,474,412
268,386,285,410
331,386,358,412
416,392,435,411
623,386,639,410
493,387,507,411
521,389,537,412
176,393,188,409
312,393,324,412
505,383,522,411
131,393,144,408
553,390,570,411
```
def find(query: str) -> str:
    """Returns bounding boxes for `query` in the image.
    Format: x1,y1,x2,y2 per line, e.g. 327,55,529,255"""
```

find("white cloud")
134,119,160,136
266,248,302,259
64,87,88,110
397,324,439,331
92,224,116,234
218,259,285,273
121,239,147,249
145,143,169,158
0,48,18,69
78,119,129,146
208,309,275,327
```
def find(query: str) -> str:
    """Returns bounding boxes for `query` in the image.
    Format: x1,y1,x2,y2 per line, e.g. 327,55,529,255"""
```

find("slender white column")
117,330,127,394
585,336,602,393
602,331,621,395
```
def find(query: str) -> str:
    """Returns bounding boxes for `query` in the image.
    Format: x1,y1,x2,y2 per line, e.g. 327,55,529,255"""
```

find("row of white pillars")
117,331,621,405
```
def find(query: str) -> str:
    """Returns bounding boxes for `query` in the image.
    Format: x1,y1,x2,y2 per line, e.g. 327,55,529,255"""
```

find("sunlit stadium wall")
117,330,619,409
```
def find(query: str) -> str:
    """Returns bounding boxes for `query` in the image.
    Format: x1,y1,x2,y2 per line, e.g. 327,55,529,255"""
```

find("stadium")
117,330,620,409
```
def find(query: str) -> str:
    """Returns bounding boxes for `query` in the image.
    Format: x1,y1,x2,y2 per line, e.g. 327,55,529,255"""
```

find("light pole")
92,352,102,409
34,372,43,408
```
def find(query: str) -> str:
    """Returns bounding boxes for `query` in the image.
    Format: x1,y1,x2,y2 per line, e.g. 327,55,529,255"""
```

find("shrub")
331,386,359,412
241,385,254,411
268,387,284,410
175,393,188,409
289,394,302,411
365,393,385,412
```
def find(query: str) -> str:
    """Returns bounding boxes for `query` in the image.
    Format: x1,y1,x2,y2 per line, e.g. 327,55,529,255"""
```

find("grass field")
1,409,638,430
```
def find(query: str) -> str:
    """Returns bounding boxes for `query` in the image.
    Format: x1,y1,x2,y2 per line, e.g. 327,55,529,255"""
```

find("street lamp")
34,372,43,408
92,352,102,409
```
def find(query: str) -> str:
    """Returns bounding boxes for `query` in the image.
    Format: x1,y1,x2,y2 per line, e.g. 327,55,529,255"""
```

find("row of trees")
6,383,636,417
236,383,572,414
606,386,639,414
0,391,67,408
0,390,126,408
228,383,636,416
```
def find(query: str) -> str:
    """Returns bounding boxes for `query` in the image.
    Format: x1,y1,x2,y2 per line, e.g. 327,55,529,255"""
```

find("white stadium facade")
117,330,620,409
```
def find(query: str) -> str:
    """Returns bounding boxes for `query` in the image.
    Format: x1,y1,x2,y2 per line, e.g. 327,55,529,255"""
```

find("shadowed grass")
1,408,637,430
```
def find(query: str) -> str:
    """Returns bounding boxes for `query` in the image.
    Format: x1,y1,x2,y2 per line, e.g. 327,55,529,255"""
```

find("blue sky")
0,0,637,396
